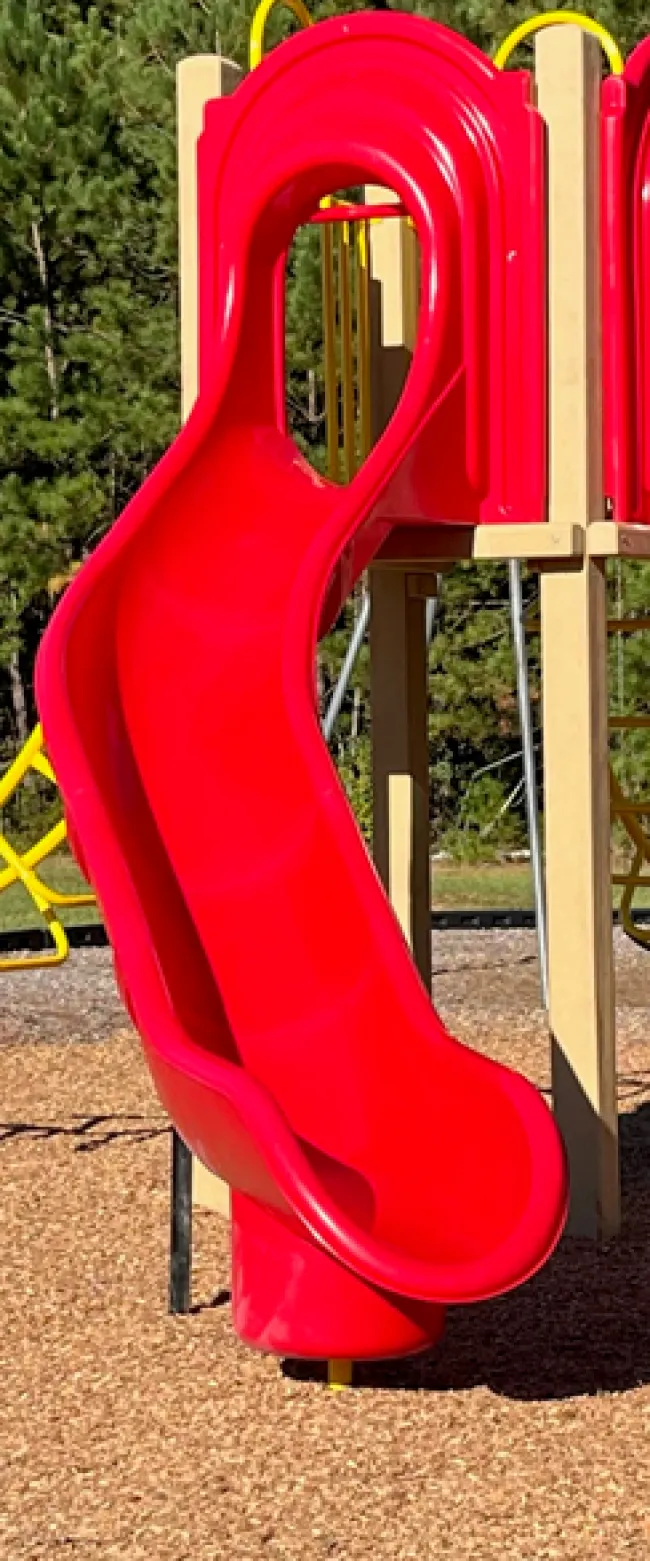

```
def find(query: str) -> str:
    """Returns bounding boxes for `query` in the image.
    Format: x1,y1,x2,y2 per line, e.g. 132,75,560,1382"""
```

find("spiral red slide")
37,15,567,1361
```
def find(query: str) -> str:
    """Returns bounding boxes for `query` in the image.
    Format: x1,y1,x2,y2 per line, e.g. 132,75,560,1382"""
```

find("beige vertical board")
365,186,418,437
536,27,619,1238
177,55,242,420
370,571,431,985
365,188,430,986
177,55,242,1217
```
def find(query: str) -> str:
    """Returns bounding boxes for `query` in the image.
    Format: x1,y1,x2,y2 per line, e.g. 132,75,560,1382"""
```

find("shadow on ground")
0,1112,168,1152
189,1287,232,1316
5,1088,650,1401
285,1095,650,1401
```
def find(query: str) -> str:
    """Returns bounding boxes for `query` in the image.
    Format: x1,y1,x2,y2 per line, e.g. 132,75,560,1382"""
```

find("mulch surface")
1,934,649,1559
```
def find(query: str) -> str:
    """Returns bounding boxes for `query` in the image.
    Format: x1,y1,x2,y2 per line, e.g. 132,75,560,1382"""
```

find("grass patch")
432,858,650,911
0,852,99,932
432,862,535,910
0,852,646,935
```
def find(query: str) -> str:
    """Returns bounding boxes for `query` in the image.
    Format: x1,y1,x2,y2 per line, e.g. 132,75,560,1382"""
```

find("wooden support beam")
365,188,430,985
375,521,584,566
177,54,242,1219
365,184,418,437
536,26,619,1239
177,55,242,419
588,521,650,559
370,570,431,986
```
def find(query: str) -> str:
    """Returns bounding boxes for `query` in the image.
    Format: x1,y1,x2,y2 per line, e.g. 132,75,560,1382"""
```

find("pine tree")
0,0,181,740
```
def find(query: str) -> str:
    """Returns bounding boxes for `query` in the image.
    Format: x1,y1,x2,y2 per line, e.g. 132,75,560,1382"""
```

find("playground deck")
1,933,649,1560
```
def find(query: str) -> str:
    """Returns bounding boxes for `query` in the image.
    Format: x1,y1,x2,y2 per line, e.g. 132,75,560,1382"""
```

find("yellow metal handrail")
249,0,313,70
321,211,339,480
494,10,624,75
0,724,94,971
356,219,372,460
322,212,374,483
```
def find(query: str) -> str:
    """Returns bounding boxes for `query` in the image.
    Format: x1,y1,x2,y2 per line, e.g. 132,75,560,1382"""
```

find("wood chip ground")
1,932,649,1559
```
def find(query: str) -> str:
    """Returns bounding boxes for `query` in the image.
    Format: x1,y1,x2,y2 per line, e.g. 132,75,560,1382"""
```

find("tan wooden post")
177,55,242,419
366,191,431,986
536,26,619,1238
370,571,431,984
177,55,242,1217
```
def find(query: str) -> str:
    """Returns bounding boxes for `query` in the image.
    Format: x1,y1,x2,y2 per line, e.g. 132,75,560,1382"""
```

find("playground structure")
5,16,650,956
5,6,650,1371
4,14,650,959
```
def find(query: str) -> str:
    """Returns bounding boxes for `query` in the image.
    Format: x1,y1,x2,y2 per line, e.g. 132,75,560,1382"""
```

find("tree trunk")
31,218,59,420
9,647,29,748
351,683,361,740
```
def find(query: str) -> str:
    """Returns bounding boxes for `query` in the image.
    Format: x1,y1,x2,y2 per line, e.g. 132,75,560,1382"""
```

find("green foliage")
0,0,182,719
337,733,373,841
441,775,530,861
0,770,61,849
285,226,328,469
607,560,650,860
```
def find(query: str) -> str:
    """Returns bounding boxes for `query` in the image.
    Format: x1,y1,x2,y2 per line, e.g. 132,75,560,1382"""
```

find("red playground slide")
36,15,567,1362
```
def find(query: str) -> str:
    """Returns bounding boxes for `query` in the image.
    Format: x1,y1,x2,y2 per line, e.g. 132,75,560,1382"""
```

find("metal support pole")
322,577,438,748
508,559,549,1007
322,591,370,742
169,1132,192,1313
425,590,439,643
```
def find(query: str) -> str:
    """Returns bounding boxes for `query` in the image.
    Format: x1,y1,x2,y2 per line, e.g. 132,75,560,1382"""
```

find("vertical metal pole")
323,582,439,748
509,559,548,1008
322,591,370,742
339,221,356,482
322,220,340,482
425,590,439,644
356,220,372,462
169,1132,192,1313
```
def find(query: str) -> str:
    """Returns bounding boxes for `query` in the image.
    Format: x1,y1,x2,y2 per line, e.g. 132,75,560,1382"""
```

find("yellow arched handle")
494,10,624,76
249,0,313,70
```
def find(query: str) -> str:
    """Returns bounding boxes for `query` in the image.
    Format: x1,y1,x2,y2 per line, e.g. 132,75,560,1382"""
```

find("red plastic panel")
198,15,547,529
602,41,650,521
37,14,565,1362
